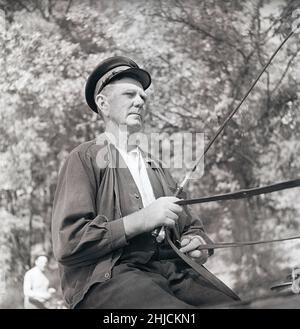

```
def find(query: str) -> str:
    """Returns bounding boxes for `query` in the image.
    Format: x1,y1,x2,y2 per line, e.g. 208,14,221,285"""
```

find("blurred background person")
23,255,56,309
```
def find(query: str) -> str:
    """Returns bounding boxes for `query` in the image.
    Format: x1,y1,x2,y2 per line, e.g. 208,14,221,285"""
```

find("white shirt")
117,147,156,207
23,267,50,308
117,145,166,242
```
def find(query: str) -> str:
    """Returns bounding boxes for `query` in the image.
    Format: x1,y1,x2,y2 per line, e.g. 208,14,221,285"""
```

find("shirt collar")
103,132,160,169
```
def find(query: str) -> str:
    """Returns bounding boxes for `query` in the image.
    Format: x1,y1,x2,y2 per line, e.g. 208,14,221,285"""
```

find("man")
23,255,56,309
51,56,239,309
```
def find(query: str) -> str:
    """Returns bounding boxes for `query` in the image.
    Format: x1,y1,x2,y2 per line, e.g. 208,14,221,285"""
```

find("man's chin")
126,118,143,133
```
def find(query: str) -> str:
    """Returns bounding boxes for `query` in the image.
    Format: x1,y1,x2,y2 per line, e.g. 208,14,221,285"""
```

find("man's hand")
123,196,182,239
179,235,209,264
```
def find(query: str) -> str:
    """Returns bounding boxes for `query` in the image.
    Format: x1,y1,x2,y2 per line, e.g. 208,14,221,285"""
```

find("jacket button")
104,273,110,279
134,193,140,199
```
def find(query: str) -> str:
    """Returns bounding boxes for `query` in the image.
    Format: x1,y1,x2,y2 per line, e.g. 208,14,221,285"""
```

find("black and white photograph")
0,0,300,315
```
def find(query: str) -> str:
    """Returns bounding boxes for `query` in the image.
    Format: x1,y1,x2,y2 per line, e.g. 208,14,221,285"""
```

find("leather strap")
165,230,241,301
166,230,300,300
164,178,300,300
176,178,300,206
196,234,300,250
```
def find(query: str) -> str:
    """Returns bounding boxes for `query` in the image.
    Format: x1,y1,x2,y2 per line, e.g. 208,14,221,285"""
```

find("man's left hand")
179,235,209,264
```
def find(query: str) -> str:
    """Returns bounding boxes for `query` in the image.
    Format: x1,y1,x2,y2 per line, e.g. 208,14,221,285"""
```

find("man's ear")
95,94,109,117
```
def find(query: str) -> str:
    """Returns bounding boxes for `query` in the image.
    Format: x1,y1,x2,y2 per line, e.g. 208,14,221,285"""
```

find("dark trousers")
75,257,236,309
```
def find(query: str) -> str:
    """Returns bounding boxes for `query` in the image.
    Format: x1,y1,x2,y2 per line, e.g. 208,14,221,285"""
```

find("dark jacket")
51,139,213,308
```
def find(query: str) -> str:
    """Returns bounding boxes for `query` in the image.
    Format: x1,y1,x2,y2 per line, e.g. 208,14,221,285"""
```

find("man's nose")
133,95,144,108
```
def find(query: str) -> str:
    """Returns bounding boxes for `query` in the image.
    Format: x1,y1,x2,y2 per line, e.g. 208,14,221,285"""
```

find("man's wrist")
123,210,145,239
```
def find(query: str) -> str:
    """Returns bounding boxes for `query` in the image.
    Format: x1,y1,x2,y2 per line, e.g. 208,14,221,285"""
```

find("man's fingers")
192,235,206,245
165,210,178,221
188,250,209,264
168,202,183,214
179,237,201,253
180,238,191,247
164,218,176,229
195,253,208,264
188,250,201,258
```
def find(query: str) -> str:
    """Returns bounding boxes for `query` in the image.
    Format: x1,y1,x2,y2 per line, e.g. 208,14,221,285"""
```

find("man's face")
100,77,148,133
35,256,48,272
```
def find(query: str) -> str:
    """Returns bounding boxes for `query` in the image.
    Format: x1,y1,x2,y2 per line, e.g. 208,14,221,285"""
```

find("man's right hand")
123,197,183,239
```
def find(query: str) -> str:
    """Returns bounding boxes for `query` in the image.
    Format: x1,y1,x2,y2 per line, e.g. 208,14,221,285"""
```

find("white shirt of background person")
23,255,55,309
